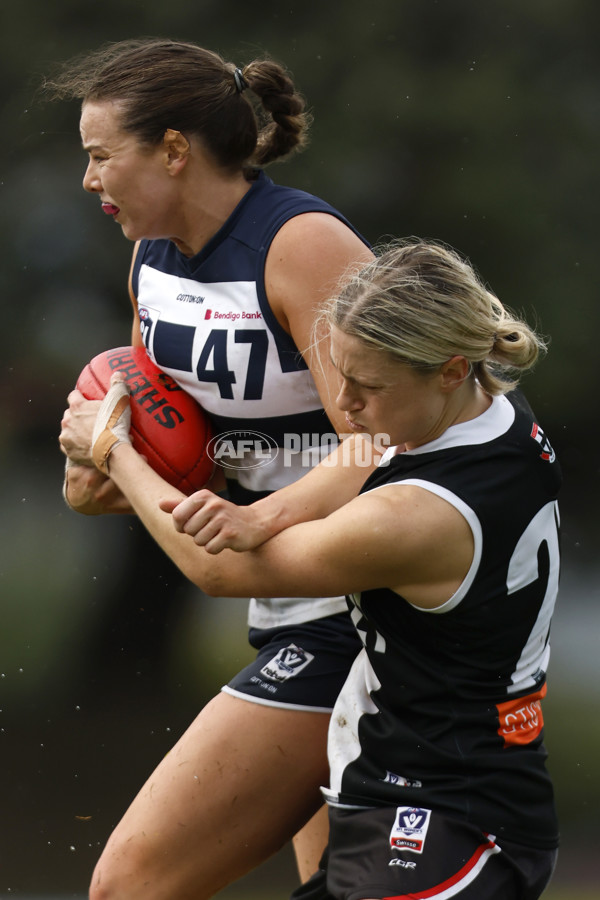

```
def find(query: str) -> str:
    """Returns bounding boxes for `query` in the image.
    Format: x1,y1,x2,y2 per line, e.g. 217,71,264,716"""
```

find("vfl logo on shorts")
260,644,315,683
389,807,432,854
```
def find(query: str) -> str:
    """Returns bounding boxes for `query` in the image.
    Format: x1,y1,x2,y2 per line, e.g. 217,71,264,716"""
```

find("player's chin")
116,216,148,241
118,220,139,240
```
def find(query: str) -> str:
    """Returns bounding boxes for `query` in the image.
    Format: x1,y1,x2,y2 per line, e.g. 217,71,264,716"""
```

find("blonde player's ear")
439,356,471,391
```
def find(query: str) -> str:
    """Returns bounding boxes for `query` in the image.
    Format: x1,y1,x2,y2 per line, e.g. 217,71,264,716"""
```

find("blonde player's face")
329,327,448,450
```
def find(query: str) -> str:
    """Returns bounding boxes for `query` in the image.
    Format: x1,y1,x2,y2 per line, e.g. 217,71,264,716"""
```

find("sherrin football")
76,346,214,493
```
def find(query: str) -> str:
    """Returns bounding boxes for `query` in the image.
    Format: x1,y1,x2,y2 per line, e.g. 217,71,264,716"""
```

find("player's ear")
162,129,190,175
439,355,471,392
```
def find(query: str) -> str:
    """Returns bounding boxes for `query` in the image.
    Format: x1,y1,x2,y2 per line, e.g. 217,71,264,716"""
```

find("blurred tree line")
0,0,598,894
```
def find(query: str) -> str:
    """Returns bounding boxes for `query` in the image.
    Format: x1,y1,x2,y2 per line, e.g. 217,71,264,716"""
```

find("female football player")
48,37,373,900
61,239,560,900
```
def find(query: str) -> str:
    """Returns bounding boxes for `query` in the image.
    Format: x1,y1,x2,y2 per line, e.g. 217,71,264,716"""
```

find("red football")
76,345,214,493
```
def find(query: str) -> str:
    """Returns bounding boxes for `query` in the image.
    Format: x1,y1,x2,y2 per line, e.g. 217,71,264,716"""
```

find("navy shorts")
222,611,362,711
290,805,558,900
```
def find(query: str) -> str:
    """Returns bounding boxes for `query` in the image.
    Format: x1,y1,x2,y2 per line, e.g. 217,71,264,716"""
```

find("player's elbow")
183,555,249,600
174,554,225,597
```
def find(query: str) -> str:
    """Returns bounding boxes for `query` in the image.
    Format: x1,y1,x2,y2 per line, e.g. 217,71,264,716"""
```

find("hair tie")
233,67,248,94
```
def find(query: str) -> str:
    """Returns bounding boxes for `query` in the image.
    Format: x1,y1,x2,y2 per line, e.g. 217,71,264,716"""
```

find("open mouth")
101,203,120,216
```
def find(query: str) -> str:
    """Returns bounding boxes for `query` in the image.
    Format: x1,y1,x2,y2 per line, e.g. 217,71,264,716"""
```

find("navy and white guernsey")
324,391,561,850
131,170,370,628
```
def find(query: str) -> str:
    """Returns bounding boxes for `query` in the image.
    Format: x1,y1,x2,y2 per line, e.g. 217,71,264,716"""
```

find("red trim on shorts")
383,836,501,899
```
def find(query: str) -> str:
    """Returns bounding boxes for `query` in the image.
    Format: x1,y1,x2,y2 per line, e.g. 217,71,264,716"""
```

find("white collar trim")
379,393,515,465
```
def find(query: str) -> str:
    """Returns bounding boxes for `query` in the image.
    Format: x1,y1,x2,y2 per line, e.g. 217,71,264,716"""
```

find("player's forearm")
106,443,270,596
246,434,382,538
106,443,212,577
105,435,390,601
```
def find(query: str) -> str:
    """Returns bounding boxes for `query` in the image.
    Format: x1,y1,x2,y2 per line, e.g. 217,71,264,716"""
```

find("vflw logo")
389,807,432,854
382,770,422,789
260,644,315,683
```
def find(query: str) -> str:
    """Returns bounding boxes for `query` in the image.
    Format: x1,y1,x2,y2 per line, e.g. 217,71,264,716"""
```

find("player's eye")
357,381,383,392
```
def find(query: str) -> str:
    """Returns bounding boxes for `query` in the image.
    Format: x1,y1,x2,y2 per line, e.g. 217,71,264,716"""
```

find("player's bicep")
265,215,373,436
210,485,472,604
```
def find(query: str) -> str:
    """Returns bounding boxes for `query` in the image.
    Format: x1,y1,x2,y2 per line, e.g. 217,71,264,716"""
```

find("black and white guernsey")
325,391,561,850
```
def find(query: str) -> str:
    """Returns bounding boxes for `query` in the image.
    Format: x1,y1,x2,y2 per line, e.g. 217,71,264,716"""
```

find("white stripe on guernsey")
327,648,380,796
138,265,322,418
406,840,502,899
364,480,482,614
505,500,560,694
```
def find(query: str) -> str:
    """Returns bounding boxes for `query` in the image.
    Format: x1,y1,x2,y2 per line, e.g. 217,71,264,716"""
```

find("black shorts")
222,612,362,711
290,805,558,900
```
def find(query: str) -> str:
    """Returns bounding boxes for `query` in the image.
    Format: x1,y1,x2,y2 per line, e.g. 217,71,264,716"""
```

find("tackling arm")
91,378,473,605
161,432,383,553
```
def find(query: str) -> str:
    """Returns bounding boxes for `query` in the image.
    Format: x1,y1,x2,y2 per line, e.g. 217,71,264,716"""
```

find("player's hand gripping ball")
76,346,214,493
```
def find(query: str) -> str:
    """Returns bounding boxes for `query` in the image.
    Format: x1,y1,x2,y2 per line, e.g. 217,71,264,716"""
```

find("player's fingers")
60,407,71,430
191,509,248,551
169,498,232,546
201,533,232,554
190,518,226,549
64,398,102,426
179,507,216,540
59,418,93,462
158,497,180,515
66,388,87,407
169,490,214,531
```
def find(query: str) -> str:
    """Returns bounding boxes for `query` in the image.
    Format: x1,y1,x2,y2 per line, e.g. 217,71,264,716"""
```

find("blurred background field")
1,0,599,897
